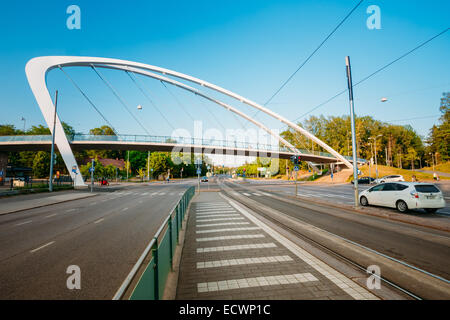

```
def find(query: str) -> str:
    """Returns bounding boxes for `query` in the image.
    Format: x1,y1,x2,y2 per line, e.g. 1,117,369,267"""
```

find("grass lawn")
421,162,450,174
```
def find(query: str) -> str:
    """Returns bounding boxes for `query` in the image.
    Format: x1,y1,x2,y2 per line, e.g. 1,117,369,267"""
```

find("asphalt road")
221,180,450,281
0,181,194,299
244,180,450,215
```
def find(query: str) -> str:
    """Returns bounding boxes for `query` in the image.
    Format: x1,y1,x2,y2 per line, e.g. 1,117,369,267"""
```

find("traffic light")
290,155,301,165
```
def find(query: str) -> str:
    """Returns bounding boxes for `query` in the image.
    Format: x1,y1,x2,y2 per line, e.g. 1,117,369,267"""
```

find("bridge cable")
194,93,227,131
245,0,365,127
125,70,176,131
287,27,450,126
58,66,120,136
90,65,154,135
160,81,196,122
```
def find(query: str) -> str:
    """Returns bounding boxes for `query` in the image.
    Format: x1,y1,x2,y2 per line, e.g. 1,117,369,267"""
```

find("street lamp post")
49,90,58,192
147,151,150,181
429,152,435,173
126,151,129,182
345,56,359,207
369,134,382,180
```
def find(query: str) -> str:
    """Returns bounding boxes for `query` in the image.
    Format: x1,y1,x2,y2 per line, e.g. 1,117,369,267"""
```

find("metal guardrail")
112,186,195,300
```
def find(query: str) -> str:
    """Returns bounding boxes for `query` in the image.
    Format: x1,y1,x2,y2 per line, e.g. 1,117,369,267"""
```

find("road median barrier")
113,186,195,300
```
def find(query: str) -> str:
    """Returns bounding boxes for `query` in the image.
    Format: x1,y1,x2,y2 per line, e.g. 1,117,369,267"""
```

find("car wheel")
425,208,437,214
360,196,369,206
396,200,408,213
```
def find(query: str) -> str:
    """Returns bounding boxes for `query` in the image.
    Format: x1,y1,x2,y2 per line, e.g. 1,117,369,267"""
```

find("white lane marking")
122,207,129,212
90,202,97,206
44,213,57,218
196,210,234,213
15,220,33,226
196,227,260,234
138,200,143,204
197,203,229,207
243,193,251,196
142,192,149,196
196,217,245,222
152,192,159,195
197,243,276,253
179,192,184,195
197,222,250,227
224,194,380,300
195,214,242,218
196,207,232,210
159,192,166,195
30,241,55,253
101,199,108,202
196,234,265,242
196,206,231,209
169,192,175,195
66,208,76,212
253,193,262,196
197,273,318,292
197,255,292,269
94,218,105,224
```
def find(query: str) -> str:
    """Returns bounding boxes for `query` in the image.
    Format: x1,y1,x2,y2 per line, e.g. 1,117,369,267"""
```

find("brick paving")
176,192,379,300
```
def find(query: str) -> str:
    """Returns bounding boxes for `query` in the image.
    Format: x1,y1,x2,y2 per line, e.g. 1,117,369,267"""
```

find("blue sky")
0,0,449,141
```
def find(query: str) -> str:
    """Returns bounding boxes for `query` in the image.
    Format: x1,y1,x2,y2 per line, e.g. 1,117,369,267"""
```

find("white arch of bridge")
25,56,353,187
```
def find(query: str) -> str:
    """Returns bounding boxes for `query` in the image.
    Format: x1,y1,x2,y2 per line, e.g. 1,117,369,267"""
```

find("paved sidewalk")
176,192,379,300
0,192,97,215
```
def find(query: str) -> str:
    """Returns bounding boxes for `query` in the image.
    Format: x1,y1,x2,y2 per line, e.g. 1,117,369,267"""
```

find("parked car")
359,182,445,213
351,177,375,184
374,175,404,184
201,176,208,182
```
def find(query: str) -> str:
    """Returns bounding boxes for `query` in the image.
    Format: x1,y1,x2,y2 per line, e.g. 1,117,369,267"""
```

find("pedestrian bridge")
0,134,366,164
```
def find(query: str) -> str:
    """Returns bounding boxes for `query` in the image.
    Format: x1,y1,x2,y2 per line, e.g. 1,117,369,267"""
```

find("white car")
359,182,446,213
375,175,404,184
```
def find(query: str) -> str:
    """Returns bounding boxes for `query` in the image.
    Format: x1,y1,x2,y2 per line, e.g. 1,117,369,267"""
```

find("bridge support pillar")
0,152,7,186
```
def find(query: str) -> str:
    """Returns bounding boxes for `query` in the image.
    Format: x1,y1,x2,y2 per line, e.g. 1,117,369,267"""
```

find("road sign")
197,168,201,175
294,166,299,172
89,167,94,173
151,168,153,172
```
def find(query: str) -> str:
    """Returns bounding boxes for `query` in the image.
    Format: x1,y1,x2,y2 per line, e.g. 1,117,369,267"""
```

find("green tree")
32,151,50,178
427,92,449,162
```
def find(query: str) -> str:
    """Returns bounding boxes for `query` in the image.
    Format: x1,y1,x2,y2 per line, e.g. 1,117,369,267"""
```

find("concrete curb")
0,193,98,216
221,185,450,300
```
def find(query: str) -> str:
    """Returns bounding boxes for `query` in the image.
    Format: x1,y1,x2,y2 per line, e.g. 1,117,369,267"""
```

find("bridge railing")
0,134,366,163
0,135,52,142
113,186,195,300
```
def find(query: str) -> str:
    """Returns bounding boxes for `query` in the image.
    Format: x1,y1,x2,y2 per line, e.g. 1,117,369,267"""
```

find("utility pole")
90,158,94,192
369,142,373,180
385,147,388,166
147,151,150,181
126,151,129,182
345,56,359,207
49,90,58,192
369,134,382,179
21,117,26,132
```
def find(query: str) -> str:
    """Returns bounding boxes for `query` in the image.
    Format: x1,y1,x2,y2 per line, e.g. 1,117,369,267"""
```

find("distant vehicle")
201,176,208,182
351,177,375,184
359,182,445,213
375,175,404,184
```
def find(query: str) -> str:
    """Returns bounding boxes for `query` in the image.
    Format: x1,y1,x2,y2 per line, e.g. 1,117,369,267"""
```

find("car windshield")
415,185,440,193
